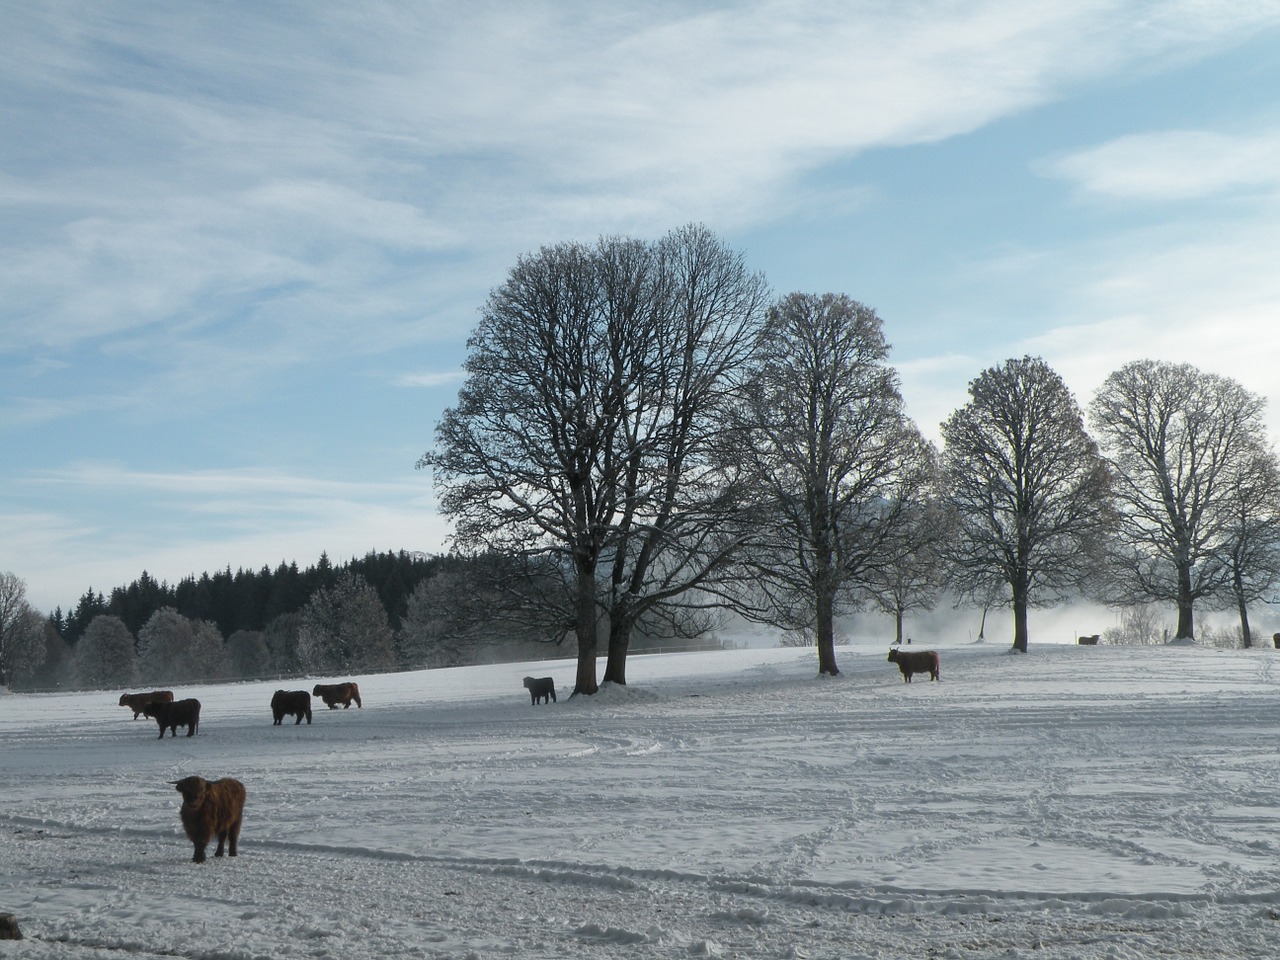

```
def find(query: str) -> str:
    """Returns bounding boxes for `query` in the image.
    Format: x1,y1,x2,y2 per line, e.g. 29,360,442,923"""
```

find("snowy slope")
4,639,1280,958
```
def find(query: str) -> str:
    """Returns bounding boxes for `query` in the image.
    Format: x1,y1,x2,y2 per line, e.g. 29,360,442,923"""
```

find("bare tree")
864,498,951,645
422,225,767,693
735,293,936,675
1090,360,1269,641
1218,439,1280,646
941,356,1113,653
0,572,46,689
0,572,39,688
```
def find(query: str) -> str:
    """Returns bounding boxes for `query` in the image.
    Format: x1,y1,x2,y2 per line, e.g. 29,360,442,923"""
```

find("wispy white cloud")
396,371,467,389
1042,128,1280,200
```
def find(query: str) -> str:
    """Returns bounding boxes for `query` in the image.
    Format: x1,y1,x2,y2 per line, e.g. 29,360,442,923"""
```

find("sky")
4,1,1280,614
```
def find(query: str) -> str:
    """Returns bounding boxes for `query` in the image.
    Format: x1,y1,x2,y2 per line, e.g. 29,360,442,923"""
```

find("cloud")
1042,128,1280,201
2,463,450,610
396,371,467,389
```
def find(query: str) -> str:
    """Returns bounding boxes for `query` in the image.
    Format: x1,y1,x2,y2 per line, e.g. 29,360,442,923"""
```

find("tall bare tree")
864,498,951,645
0,571,46,689
422,225,767,693
942,356,1113,653
736,293,936,675
1217,439,1280,646
1090,360,1269,641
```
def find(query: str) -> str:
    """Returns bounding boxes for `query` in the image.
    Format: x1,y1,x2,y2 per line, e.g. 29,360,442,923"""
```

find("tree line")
3,225,1277,692
419,224,1280,691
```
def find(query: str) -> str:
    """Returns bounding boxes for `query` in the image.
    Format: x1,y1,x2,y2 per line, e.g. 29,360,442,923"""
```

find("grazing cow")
169,776,245,864
523,676,556,705
887,648,940,683
1077,634,1101,646
118,690,174,719
271,689,312,725
142,698,201,738
312,682,362,709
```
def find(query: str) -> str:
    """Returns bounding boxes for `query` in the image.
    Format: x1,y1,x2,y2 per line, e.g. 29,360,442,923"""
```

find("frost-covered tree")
137,608,193,683
137,608,227,683
226,629,271,678
264,613,304,676
297,572,396,674
0,571,46,689
72,615,138,690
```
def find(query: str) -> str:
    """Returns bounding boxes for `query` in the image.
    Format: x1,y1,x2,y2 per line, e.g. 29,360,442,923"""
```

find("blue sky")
4,1,1280,614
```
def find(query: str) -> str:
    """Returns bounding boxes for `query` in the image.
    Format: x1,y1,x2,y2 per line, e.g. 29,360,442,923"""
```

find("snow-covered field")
4,639,1280,959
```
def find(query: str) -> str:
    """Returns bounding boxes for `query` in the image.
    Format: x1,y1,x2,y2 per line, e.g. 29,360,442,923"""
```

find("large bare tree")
1219,440,1280,646
941,356,1112,653
736,292,936,676
422,225,767,693
1090,360,1270,641
0,571,46,689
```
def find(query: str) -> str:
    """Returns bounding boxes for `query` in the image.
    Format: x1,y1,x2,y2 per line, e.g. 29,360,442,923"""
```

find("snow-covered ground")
4,639,1280,959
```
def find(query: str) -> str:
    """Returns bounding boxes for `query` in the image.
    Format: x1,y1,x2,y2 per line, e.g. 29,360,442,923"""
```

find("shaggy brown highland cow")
169,775,246,864
312,682,361,709
118,690,174,718
142,698,201,738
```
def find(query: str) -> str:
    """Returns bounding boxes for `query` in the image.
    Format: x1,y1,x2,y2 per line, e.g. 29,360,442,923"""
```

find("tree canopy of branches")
1219,440,1280,646
941,356,1113,653
1090,360,1274,641
0,571,46,689
735,292,937,675
422,224,769,693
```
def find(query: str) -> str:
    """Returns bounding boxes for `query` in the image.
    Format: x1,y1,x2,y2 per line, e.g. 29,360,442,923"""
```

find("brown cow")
522,676,556,705
143,698,201,738
169,776,245,864
118,690,174,718
1077,635,1101,646
313,682,361,709
271,689,312,725
887,647,940,683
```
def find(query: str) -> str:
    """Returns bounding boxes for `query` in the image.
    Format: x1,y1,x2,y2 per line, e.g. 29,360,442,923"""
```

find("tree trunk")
1175,564,1195,640
815,586,840,676
1011,581,1029,653
602,605,631,686
573,565,599,695
1237,593,1252,648
1012,603,1028,653
894,607,904,645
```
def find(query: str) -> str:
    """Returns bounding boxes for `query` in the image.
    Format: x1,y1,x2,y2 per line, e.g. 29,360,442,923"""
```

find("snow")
4,639,1280,958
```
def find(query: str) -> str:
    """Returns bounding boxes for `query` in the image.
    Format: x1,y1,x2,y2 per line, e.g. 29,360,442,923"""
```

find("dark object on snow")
887,648,940,683
312,682,362,709
118,689,174,718
142,698,201,738
1077,635,1101,646
523,676,556,705
1273,633,1280,649
0,913,21,939
271,690,312,725
169,776,245,864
